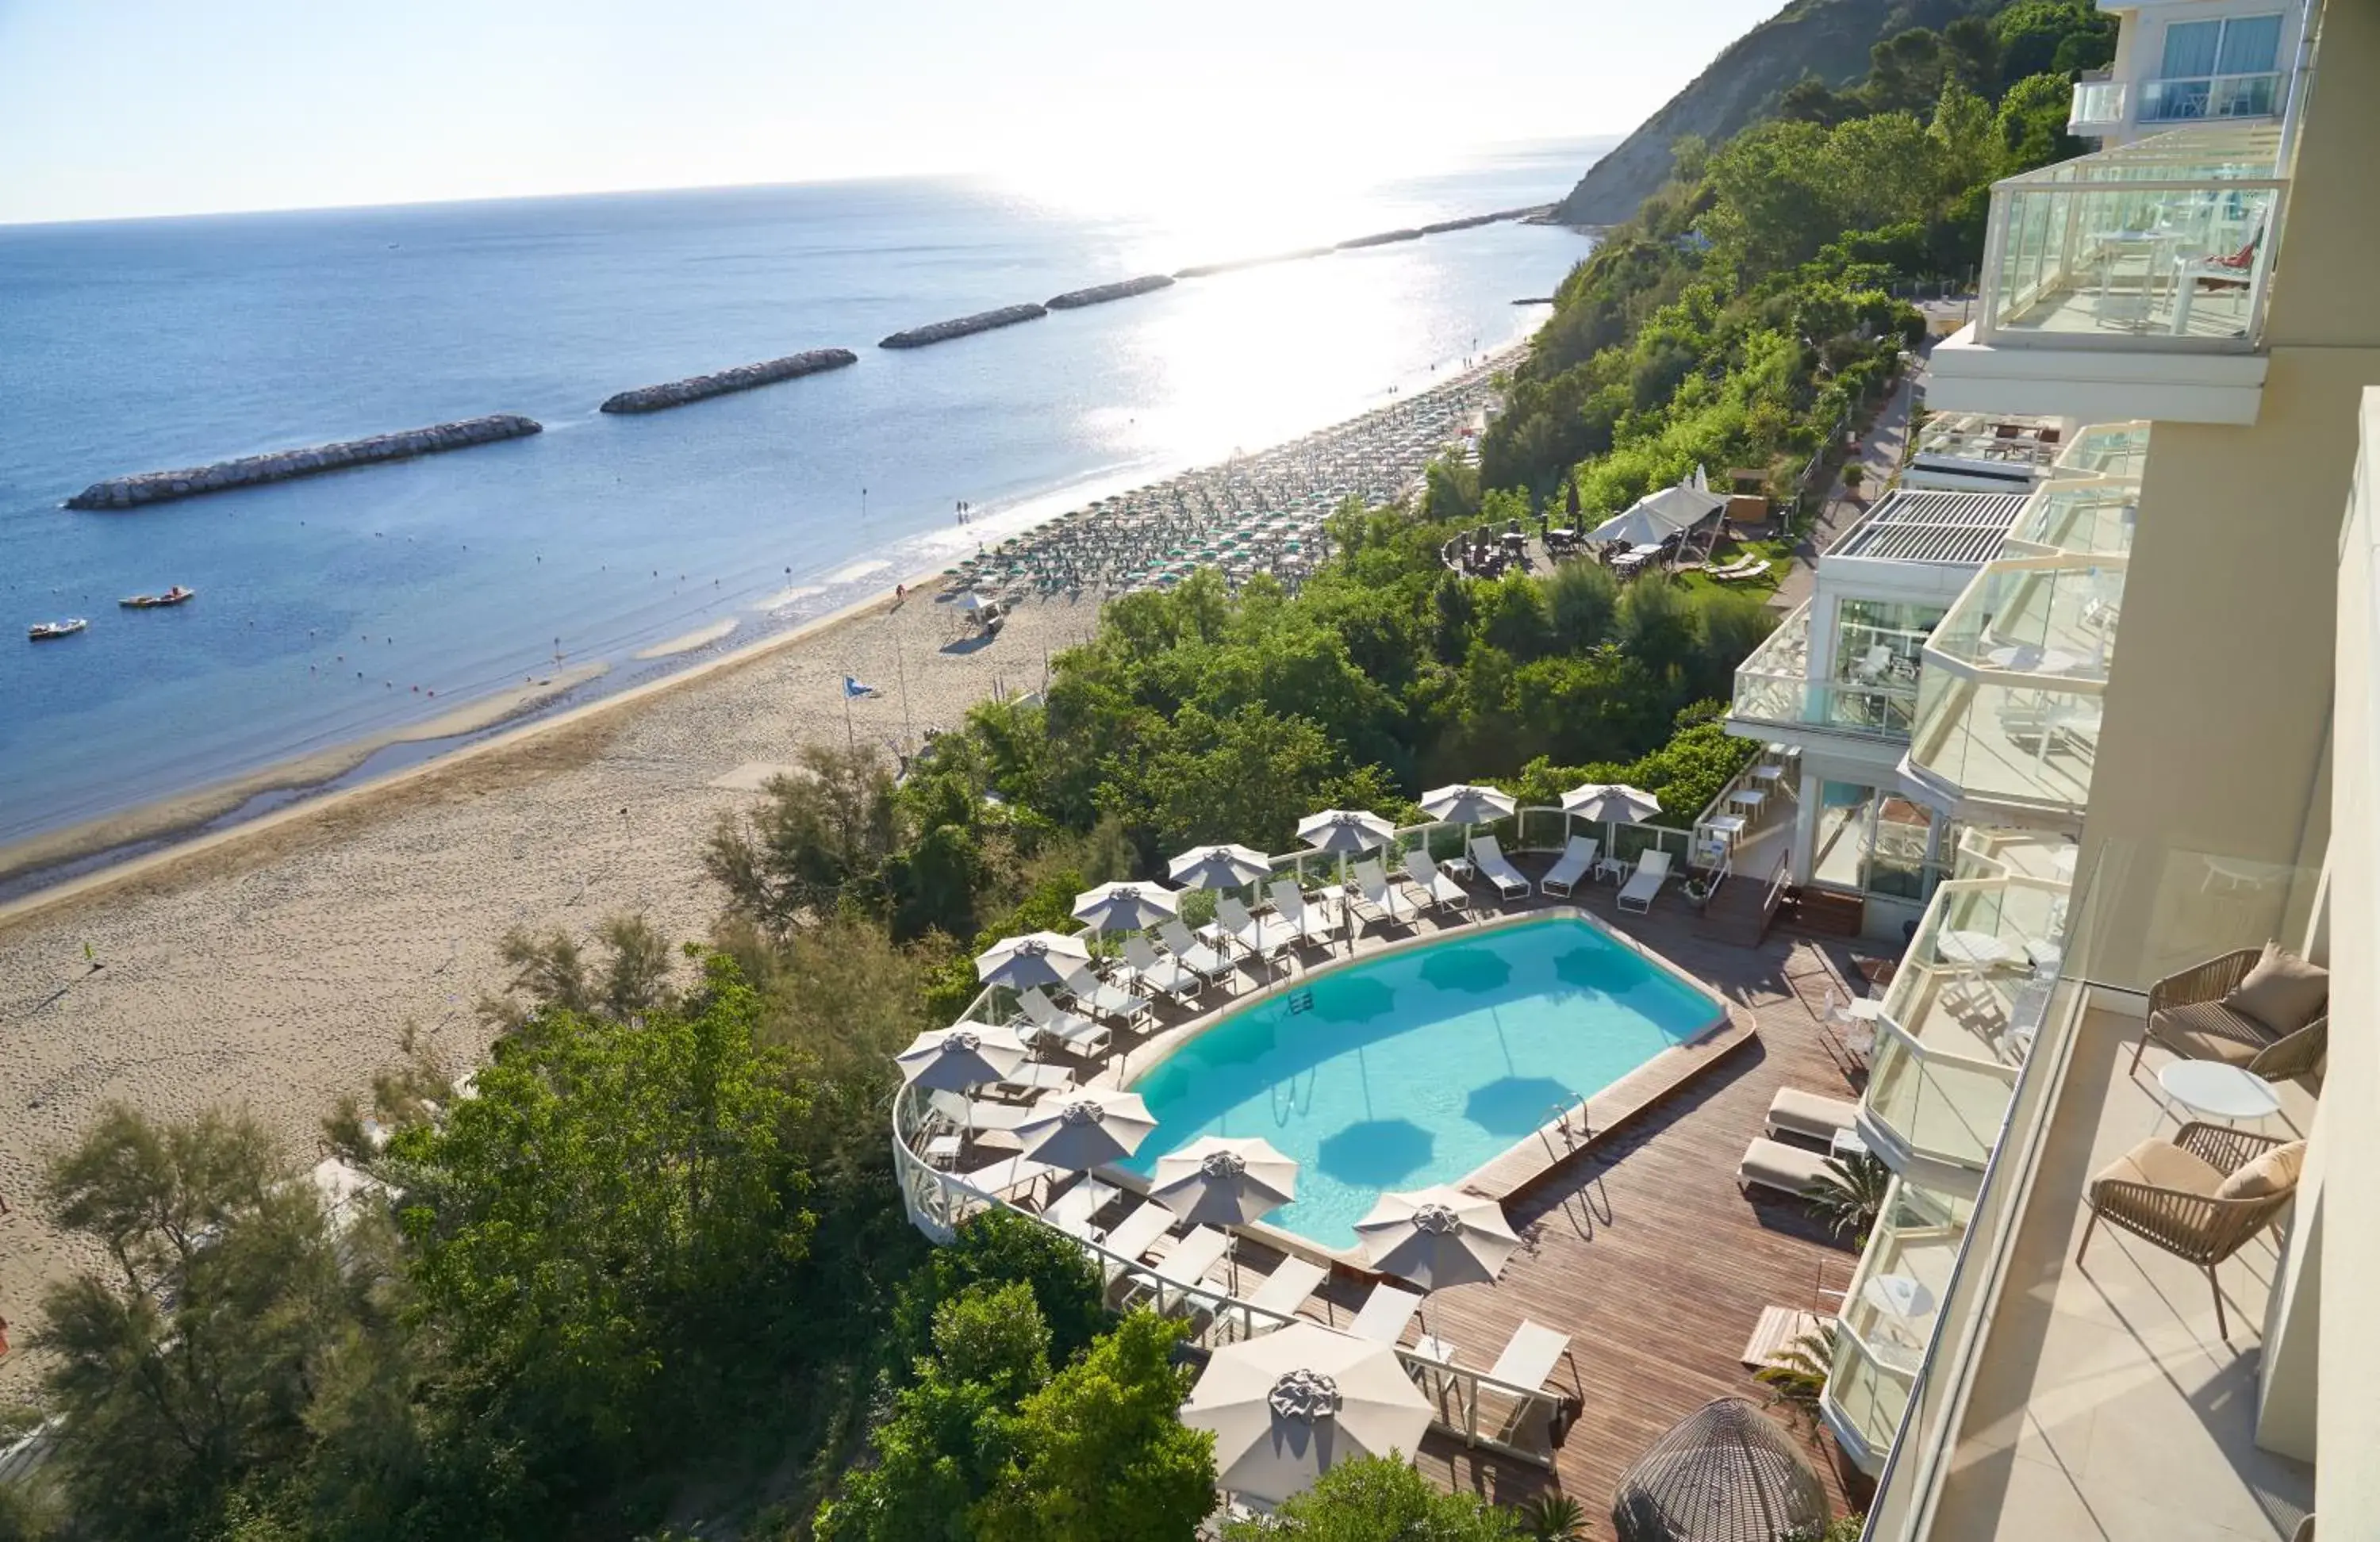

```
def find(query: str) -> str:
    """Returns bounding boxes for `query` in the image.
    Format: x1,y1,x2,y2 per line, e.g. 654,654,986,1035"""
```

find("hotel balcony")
1859,874,2066,1183
1862,840,2320,1542
1729,601,1920,747
2140,70,2286,126
1822,1178,1976,1474
2048,417,2152,480
1900,474,2135,827
2067,75,2127,137
1926,128,2284,425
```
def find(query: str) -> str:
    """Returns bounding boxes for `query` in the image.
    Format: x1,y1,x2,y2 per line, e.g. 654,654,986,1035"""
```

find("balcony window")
1814,781,1936,900
2143,15,2285,123
1975,130,2285,348
2050,419,2152,479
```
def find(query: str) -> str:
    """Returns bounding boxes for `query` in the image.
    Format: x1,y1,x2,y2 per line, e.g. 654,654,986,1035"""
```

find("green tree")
34,1108,363,1540
390,956,814,1478
1545,560,1620,654
1995,71,2085,177
1221,1455,1516,1540
973,1311,1215,1542
704,743,899,933
478,911,681,1033
894,1210,1107,1369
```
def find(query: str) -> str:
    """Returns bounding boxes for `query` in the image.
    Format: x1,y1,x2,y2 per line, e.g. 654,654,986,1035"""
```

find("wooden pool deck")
1146,874,1886,1518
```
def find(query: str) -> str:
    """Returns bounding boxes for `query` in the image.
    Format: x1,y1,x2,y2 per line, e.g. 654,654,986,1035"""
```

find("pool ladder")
1543,1094,1591,1150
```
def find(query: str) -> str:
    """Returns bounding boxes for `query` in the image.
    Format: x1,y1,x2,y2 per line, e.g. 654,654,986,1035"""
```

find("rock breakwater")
599,348,856,413
67,415,543,510
1045,275,1174,310
879,305,1047,350
1335,228,1426,250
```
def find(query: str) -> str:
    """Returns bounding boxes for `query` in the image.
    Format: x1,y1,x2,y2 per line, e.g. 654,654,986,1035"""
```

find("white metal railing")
890,1084,1571,1466
2139,71,2283,124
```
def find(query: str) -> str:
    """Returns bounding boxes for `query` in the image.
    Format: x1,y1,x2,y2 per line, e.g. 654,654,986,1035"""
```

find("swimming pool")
1117,915,1719,1250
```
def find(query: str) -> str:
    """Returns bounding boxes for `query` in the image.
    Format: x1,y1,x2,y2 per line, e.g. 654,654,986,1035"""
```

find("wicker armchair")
2131,947,2277,1074
2079,1121,2301,1340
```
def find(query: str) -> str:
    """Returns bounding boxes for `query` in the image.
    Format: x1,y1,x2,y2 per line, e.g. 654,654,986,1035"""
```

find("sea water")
0,144,1598,852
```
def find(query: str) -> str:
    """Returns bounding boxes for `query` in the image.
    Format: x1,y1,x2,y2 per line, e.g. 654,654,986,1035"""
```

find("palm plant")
1514,1490,1590,1541
1753,1322,1838,1419
1803,1152,1891,1245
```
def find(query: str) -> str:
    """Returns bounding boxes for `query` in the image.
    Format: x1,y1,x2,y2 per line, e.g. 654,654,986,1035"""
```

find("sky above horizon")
0,0,1783,228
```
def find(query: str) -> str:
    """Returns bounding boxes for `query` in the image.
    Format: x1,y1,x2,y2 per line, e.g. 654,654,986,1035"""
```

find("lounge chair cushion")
1737,1137,1831,1196
1765,1088,1860,1143
2215,1140,2306,1202
2093,1138,2224,1198
2150,999,2271,1064
2223,943,2328,1035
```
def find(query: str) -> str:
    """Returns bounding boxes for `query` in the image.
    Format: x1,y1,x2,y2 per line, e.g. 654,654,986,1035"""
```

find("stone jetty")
879,305,1047,350
1334,228,1426,250
66,415,543,510
599,347,857,414
1045,274,1174,310
1173,246,1334,280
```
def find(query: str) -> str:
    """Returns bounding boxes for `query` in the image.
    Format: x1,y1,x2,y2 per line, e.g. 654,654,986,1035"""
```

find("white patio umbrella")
1018,1087,1159,1170
1561,782,1662,825
1420,783,1517,854
975,930,1092,990
1071,880,1179,936
894,1023,1030,1091
1297,808,1395,894
1180,1322,1434,1504
1154,1135,1298,1292
1353,1184,1523,1291
1167,843,1275,892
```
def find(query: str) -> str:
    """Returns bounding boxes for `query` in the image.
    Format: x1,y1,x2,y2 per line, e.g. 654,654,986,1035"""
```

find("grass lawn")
1671,535,1795,597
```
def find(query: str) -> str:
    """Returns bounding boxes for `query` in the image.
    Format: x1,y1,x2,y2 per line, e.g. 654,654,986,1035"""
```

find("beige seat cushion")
2094,1137,2225,1197
2152,999,2272,1062
1766,1087,1860,1142
2224,942,2328,1035
1738,1137,1832,1196
2216,1141,2307,1201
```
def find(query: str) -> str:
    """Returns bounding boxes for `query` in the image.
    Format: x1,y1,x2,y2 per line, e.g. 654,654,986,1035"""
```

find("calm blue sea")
0,143,1599,853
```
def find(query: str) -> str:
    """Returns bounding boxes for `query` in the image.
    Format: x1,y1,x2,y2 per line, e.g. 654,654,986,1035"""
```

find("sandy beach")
0,356,1500,1383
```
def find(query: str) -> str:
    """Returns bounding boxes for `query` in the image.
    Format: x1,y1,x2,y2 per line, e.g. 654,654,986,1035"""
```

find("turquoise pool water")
1117,917,1717,1249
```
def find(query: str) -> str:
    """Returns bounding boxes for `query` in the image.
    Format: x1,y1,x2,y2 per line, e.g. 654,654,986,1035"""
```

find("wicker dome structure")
1610,1398,1831,1542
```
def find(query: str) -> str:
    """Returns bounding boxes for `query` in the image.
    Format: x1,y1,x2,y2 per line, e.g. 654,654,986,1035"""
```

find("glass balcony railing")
2067,77,2127,132
1975,128,2284,349
2051,419,2152,479
1730,601,1920,740
1825,1180,1975,1467
2139,71,2284,124
2000,475,2138,560
1864,875,2065,1168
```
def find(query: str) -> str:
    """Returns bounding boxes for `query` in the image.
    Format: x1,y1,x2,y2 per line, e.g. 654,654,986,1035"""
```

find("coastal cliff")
879,305,1047,349
1552,0,1978,225
1045,275,1174,310
66,414,543,510
599,348,857,413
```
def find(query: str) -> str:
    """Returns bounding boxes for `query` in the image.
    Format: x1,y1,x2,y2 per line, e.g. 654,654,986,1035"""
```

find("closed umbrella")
1018,1087,1159,1170
976,930,1092,991
1420,783,1516,856
894,1023,1030,1091
1353,1184,1523,1290
1180,1322,1434,1504
1168,844,1274,892
1072,880,1179,936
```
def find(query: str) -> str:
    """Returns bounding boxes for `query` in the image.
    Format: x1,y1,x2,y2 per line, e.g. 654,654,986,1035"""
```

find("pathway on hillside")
1772,345,1929,612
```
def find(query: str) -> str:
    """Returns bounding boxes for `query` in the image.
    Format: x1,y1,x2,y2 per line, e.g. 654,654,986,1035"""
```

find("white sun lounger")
1616,849,1674,914
1019,988,1112,1057
1486,1320,1572,1392
1094,1202,1177,1281
1737,1136,1833,1199
1244,1257,1329,1326
1468,835,1531,900
1120,934,1201,999
1346,859,1414,929
1146,1226,1232,1292
1349,1280,1425,1344
991,1060,1075,1095
1206,894,1289,961
1765,1087,1860,1144
953,1155,1060,1206
1269,880,1341,948
1539,834,1600,896
1403,850,1469,916
1042,1176,1117,1236
1061,965,1152,1030
1158,919,1235,983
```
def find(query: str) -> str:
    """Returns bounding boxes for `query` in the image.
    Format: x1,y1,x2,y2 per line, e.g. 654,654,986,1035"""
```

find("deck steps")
1784,887,1865,938
1699,874,1777,946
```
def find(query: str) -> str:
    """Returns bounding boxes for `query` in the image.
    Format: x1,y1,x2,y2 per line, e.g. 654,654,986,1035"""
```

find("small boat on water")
29,618,88,640
120,585,195,608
